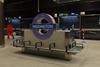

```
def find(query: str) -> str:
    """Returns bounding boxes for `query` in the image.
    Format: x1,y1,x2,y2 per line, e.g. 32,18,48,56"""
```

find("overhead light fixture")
80,12,85,15
54,13,58,18
19,16,21,19
53,0,80,4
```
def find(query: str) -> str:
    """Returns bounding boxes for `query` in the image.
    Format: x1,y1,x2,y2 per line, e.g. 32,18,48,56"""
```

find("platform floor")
0,37,100,67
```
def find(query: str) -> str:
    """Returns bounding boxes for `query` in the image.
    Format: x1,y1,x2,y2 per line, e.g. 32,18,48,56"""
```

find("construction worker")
6,23,14,39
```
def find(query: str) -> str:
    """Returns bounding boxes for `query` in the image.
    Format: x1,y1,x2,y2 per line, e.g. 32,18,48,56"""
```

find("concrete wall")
0,0,4,2
0,0,4,3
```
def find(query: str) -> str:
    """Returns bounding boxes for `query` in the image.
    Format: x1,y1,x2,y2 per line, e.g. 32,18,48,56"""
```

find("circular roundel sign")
32,13,56,40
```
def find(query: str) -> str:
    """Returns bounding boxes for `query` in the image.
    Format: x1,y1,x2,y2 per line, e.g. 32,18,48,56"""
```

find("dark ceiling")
4,0,100,17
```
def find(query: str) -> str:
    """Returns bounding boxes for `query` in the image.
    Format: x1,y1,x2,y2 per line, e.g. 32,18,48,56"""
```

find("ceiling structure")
4,0,100,17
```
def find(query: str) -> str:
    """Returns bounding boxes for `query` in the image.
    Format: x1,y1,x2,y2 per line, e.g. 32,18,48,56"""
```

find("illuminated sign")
32,13,56,40
32,24,55,29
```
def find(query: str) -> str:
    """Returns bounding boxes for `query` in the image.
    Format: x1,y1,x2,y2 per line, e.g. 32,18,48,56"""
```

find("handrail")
49,42,56,50
23,41,31,47
35,41,42,48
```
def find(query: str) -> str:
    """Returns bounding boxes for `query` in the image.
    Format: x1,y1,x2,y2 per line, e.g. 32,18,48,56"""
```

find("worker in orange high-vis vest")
6,23,14,39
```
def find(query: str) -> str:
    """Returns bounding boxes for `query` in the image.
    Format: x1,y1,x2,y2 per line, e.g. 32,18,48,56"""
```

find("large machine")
13,13,83,60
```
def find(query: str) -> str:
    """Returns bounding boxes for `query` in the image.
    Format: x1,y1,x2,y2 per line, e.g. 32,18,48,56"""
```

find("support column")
0,2,4,46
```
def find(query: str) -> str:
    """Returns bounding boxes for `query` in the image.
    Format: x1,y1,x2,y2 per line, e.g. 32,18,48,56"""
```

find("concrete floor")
0,38,100,67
